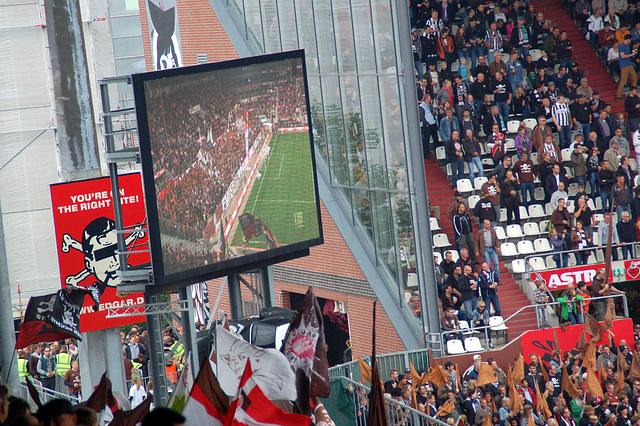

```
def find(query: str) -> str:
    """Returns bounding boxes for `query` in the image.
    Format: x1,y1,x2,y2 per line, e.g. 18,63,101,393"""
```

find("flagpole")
0,198,19,390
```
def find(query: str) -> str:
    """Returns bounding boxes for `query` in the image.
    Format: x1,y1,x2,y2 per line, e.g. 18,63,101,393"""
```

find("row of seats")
446,317,509,354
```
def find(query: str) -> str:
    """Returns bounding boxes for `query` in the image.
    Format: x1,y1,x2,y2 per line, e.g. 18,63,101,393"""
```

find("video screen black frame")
132,50,323,289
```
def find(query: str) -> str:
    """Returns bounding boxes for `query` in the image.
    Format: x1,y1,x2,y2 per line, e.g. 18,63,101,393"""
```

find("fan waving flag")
226,360,312,426
182,358,229,426
109,397,152,426
15,286,100,348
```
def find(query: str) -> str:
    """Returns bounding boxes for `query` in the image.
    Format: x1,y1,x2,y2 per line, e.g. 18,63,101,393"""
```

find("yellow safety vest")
170,342,184,360
17,358,30,379
56,353,72,376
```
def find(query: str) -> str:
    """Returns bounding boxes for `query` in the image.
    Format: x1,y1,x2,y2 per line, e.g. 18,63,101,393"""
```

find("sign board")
50,174,147,332
529,263,612,290
624,259,640,281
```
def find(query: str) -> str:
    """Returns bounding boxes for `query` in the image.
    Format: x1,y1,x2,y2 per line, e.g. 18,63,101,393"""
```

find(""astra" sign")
529,263,612,290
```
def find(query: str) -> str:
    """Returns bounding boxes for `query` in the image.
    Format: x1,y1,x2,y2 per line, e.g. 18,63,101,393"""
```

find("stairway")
424,158,539,339
531,0,625,112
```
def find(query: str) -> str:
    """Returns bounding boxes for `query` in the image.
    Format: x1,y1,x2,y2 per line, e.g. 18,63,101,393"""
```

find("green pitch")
230,131,320,249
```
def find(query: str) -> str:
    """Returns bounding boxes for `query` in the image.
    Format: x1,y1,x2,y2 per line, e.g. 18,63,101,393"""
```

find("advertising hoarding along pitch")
529,263,612,290
132,50,323,288
50,173,147,332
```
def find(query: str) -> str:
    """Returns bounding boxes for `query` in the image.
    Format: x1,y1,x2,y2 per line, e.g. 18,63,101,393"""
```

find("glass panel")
351,189,373,239
260,0,281,53
371,0,396,73
111,16,143,37
243,0,265,50
350,0,376,73
113,36,144,58
358,75,387,189
339,75,363,187
332,2,357,73
277,0,299,52
125,0,139,11
312,0,337,74
373,191,399,296
378,75,406,179
307,76,328,162
115,57,146,75
320,75,349,186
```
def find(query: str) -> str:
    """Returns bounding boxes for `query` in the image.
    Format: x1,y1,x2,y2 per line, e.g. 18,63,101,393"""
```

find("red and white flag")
226,360,312,426
183,359,229,426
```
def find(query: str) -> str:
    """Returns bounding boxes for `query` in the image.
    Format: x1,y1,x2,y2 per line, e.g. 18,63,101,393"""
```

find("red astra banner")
522,318,634,363
50,174,148,332
529,263,612,290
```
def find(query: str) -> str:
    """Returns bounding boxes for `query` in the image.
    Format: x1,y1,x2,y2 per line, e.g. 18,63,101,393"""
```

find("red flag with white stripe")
183,359,229,426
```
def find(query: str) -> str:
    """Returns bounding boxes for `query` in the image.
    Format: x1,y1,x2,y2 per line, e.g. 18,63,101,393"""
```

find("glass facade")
219,0,424,327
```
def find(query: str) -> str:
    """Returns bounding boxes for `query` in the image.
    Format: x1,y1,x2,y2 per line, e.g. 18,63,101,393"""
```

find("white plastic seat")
539,220,550,234
519,206,530,220
464,336,484,352
489,316,508,331
457,178,474,194
445,250,460,262
499,208,508,222
506,224,525,239
528,256,547,271
507,120,520,134
545,255,558,269
446,163,452,177
517,240,535,255
596,198,603,211
433,233,451,250
500,242,519,257
592,233,600,246
593,214,604,226
459,320,474,335
545,203,555,216
433,252,443,263
505,138,516,150
568,183,579,197
635,175,640,187
523,222,541,237
494,226,507,241
524,117,538,129
468,195,480,209
568,253,577,267
528,204,546,219
430,217,441,231
587,198,596,211
566,199,575,214
474,176,488,191
630,158,638,171
529,49,543,62
530,152,538,165
512,259,526,273
447,339,466,354
534,187,545,201
534,238,553,252
436,146,446,161
561,148,572,163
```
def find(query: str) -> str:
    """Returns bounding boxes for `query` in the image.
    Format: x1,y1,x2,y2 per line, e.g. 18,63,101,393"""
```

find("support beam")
260,266,275,308
145,293,169,405
227,275,243,319
0,199,18,391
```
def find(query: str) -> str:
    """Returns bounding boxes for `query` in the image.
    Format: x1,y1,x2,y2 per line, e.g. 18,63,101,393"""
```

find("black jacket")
617,220,637,243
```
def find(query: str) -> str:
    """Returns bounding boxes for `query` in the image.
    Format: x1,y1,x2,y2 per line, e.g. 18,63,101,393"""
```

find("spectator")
539,135,562,166
611,127,631,158
534,279,551,328
571,144,588,190
617,35,638,100
472,301,493,348
598,212,621,260
613,111,630,141
546,163,570,203
484,106,507,137
613,174,633,216
558,285,583,325
473,193,498,225
500,170,521,224
587,9,604,49
462,129,484,181
625,86,640,131
471,72,490,112
550,181,569,212
488,123,506,166
604,9,621,31
506,51,526,90
571,220,593,265
552,94,572,148
598,160,617,212
440,283,464,316
478,261,501,318
491,72,512,120
511,16,532,58
446,130,465,186
514,126,532,155
459,264,479,316
617,210,637,259
441,307,463,342
492,156,512,183
36,346,57,392
481,174,501,220
617,157,636,189
459,108,480,139
514,150,536,206
550,227,569,268
574,196,595,237
440,107,461,142
532,115,554,152
453,203,476,263
551,198,573,236
557,31,574,69
571,95,592,138
419,94,438,158
476,220,501,280
447,191,468,220
631,186,640,222
576,78,595,100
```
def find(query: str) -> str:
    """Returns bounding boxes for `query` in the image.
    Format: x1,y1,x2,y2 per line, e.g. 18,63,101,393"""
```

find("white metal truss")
105,300,188,318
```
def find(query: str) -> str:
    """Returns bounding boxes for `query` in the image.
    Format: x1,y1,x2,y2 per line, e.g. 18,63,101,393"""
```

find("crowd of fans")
358,324,640,426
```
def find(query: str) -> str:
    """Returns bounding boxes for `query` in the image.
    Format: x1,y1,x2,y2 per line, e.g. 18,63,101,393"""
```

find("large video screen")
133,50,323,288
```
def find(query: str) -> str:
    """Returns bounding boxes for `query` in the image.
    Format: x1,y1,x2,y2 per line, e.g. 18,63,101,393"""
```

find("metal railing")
17,379,81,412
330,376,449,426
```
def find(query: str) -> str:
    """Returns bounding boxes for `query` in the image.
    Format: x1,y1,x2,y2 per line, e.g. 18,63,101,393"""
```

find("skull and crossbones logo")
61,217,145,295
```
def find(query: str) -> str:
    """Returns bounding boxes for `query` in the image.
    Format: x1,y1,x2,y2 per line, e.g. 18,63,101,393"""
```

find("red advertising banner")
624,259,640,281
522,318,634,363
50,173,148,332
529,263,612,290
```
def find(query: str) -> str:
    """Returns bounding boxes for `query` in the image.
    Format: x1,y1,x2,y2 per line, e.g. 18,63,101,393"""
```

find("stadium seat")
474,176,488,191
517,240,535,255
587,252,597,264
494,226,507,241
545,256,557,269
561,148,572,163
445,250,460,262
464,336,484,352
595,198,603,211
530,152,538,165
566,168,574,179
568,253,577,267
507,120,520,134
631,158,638,172
436,146,446,161
587,198,596,211
539,220,550,234
430,217,441,232
592,233,599,246
499,208,507,222
511,154,519,165
545,203,554,216
482,158,495,171
459,320,474,335
506,224,524,239
457,179,474,194
433,252,443,263
534,238,553,252
489,316,509,343
505,138,515,150
528,204,546,220
568,183,579,197
529,49,543,62
433,233,451,250
635,175,640,187
447,339,466,355
519,206,529,220
500,242,518,257
468,195,480,209
446,163,452,177
523,118,537,130
511,259,526,273
566,199,575,214
593,213,604,226
534,187,545,201
523,222,541,237
528,256,546,271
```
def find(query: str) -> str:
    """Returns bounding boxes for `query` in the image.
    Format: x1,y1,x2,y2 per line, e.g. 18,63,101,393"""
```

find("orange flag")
615,360,626,396
585,364,604,398
585,314,605,342
477,363,497,387
358,358,372,384
539,359,549,382
599,359,608,386
512,353,525,384
507,366,523,414
562,368,581,400
428,348,435,370
491,398,498,414
584,341,597,371
604,299,615,331
629,351,640,381
536,380,552,420
435,399,455,417
454,363,463,392
409,361,422,388
553,329,562,357
430,364,449,388
482,413,493,426
603,418,615,426
574,328,589,354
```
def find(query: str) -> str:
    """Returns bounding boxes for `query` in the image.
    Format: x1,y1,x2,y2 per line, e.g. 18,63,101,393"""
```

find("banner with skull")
49,173,148,332
146,0,183,70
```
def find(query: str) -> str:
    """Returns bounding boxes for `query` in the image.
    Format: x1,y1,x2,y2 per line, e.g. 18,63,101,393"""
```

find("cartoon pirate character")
61,217,145,296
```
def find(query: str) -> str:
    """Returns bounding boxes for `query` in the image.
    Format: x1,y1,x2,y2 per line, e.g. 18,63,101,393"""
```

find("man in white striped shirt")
551,95,572,149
